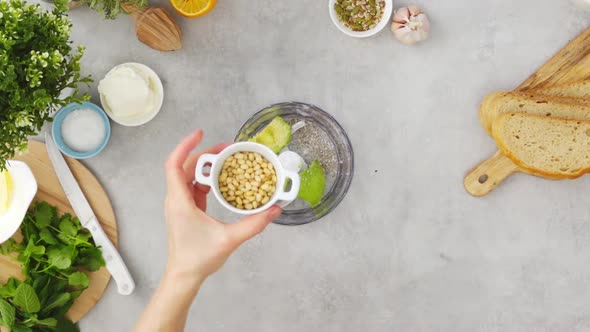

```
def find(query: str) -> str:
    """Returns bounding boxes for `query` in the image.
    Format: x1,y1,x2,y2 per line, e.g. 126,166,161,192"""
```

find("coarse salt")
61,109,106,153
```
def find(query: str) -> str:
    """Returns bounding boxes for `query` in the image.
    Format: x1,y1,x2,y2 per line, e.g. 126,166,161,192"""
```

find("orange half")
170,0,216,18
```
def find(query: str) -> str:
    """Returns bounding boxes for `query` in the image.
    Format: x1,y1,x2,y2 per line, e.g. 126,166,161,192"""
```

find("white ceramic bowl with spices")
329,0,393,38
195,142,300,216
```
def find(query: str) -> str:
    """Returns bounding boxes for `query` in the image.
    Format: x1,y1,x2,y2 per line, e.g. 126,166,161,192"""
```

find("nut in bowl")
195,142,300,215
329,0,393,38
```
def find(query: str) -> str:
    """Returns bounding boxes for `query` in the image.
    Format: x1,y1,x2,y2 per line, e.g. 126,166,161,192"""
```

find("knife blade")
45,132,135,295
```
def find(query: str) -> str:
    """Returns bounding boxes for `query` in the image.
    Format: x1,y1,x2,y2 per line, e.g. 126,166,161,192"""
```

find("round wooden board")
0,140,117,323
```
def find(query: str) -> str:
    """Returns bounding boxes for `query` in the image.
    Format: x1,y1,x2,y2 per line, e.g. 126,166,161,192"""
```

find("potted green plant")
51,0,148,19
0,0,91,169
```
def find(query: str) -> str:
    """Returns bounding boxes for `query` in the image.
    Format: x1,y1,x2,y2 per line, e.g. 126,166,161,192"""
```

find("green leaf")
0,239,20,254
68,272,89,288
0,298,16,327
39,229,58,245
0,278,20,298
29,245,45,256
59,217,77,237
47,249,72,270
77,247,105,272
12,324,33,332
34,203,53,229
42,292,71,313
75,232,91,244
13,283,41,313
56,319,79,332
36,317,58,327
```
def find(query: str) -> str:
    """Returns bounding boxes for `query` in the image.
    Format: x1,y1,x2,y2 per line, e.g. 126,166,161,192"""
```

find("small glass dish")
235,102,354,225
51,102,111,159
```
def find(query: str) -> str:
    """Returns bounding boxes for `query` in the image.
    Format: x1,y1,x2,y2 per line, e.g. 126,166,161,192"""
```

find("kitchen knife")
45,132,135,295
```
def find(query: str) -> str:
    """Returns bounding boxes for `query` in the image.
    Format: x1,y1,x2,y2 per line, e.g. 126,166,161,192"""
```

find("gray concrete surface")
45,0,590,331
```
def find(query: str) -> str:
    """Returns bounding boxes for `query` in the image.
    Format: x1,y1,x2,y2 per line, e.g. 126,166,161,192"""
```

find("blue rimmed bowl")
51,102,111,159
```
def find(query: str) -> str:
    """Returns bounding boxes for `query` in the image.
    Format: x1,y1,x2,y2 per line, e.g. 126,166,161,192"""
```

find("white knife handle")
86,217,136,295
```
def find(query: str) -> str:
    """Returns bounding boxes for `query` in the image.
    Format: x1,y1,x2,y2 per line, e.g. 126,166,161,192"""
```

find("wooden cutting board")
464,27,590,197
0,140,117,325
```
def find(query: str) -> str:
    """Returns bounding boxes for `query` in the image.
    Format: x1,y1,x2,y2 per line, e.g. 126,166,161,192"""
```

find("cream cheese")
98,65,157,119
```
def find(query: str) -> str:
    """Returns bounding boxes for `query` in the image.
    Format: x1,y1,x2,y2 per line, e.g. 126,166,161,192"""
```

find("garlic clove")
393,7,410,23
391,6,430,45
408,5,423,17
393,26,417,45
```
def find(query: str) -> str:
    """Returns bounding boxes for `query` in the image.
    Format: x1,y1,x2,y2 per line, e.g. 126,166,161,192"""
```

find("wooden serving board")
0,140,117,324
464,27,590,197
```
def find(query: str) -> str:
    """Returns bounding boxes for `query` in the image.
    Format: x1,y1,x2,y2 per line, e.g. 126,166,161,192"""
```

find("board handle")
464,151,519,197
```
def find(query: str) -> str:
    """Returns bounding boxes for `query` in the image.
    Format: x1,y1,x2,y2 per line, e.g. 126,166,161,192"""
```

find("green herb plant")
54,0,148,19
0,202,106,332
0,0,91,170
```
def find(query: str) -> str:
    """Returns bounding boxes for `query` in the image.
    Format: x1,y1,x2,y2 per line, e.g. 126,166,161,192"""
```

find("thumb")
227,205,282,246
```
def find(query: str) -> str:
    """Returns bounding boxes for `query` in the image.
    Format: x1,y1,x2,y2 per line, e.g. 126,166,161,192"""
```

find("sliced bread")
480,91,590,135
492,112,590,179
532,80,590,98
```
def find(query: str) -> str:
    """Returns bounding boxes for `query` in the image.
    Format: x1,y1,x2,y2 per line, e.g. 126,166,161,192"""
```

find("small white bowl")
195,142,300,215
329,0,393,38
99,62,164,127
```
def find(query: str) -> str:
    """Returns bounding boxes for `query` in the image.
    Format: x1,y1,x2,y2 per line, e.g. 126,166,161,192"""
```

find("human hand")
163,129,282,285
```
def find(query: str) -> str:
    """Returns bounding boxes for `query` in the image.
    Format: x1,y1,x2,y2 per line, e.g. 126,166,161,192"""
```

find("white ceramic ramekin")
195,142,300,215
329,0,393,38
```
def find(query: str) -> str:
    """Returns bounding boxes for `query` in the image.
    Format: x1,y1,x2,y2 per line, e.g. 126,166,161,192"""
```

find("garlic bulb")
391,6,430,45
572,0,590,10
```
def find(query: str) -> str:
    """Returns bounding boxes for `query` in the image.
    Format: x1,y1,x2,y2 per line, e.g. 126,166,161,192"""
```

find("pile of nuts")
219,152,277,210
334,0,385,32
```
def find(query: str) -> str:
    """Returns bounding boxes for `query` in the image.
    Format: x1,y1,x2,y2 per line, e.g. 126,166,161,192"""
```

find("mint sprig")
0,202,106,331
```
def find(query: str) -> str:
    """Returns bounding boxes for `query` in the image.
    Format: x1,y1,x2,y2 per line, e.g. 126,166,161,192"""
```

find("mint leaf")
43,293,71,313
13,284,41,314
68,272,89,288
0,278,20,298
12,324,33,332
36,317,58,327
47,249,72,270
0,298,16,327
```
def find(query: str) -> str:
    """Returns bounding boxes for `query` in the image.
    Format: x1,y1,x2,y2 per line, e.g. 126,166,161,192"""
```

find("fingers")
226,205,282,246
166,130,204,194
184,143,231,211
193,183,210,211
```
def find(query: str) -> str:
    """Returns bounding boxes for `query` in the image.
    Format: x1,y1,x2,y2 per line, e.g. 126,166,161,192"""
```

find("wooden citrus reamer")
121,3,182,52
464,27,590,197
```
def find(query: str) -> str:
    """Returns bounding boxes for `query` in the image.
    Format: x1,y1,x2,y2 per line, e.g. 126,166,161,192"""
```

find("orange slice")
170,0,216,18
